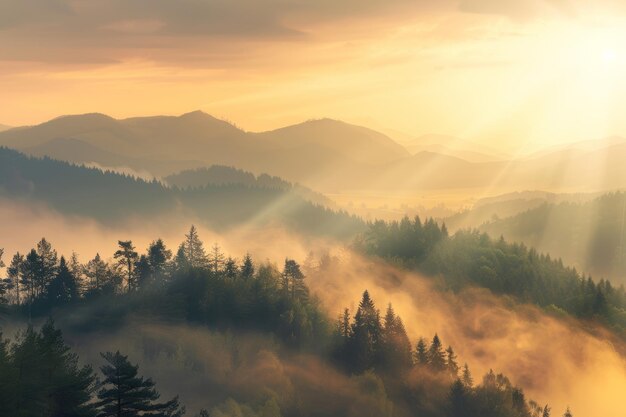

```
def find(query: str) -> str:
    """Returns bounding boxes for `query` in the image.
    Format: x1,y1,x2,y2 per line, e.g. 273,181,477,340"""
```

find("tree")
46,257,80,305
380,304,412,371
7,252,24,305
461,363,473,388
241,253,254,280
9,320,97,417
36,238,58,296
182,225,207,269
428,334,447,371
147,239,172,279
348,290,382,372
85,254,109,295
448,379,471,417
209,243,225,274
415,337,428,365
224,257,238,279
446,346,459,376
114,241,138,292
21,249,40,303
282,259,307,301
96,351,184,417
563,407,573,417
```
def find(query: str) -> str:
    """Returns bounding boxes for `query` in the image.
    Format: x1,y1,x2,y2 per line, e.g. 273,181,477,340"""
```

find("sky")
2,0,626,152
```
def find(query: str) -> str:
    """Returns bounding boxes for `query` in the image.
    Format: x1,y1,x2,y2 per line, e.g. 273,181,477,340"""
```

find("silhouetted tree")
224,257,238,279
46,257,80,305
282,259,307,301
461,363,474,388
563,407,573,417
448,379,471,417
241,253,254,280
182,225,207,269
114,241,138,292
96,351,184,417
446,346,459,376
415,337,428,365
7,252,24,305
428,334,446,371
209,243,225,274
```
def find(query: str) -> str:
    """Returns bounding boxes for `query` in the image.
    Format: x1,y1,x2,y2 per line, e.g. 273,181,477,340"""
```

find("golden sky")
2,0,626,152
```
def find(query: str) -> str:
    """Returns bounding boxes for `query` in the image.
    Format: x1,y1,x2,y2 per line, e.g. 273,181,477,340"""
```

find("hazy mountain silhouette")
5,112,626,193
0,147,363,237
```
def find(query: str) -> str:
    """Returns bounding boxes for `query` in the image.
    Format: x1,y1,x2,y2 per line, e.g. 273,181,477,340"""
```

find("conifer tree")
446,346,459,376
563,407,573,417
224,257,239,279
282,259,307,301
461,363,473,388
147,239,172,279
46,256,80,305
428,334,447,371
36,238,58,295
114,240,138,292
209,243,225,274
241,253,254,280
415,337,428,365
448,379,471,417
7,252,24,305
85,253,109,294
348,290,381,372
96,351,184,417
183,225,207,269
542,405,551,417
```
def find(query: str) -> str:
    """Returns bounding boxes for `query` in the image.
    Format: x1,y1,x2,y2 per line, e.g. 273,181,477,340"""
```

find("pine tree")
37,319,98,416
381,304,412,371
563,407,573,417
96,351,184,417
173,244,189,272
415,337,428,365
114,241,138,292
241,253,254,280
21,249,40,303
348,290,381,372
36,238,58,296
85,254,109,295
461,363,473,388
448,379,470,417
147,239,172,279
282,259,307,301
446,346,459,376
209,243,225,274
224,257,239,279
7,252,24,305
340,308,351,338
428,334,447,371
46,257,80,305
183,225,207,269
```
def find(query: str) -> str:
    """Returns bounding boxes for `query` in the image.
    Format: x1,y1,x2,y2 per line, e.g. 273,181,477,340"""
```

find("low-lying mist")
2,199,626,417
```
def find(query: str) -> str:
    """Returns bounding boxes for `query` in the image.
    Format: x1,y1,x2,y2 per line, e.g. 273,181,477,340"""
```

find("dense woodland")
357,216,626,336
0,147,363,238
0,227,574,417
164,166,332,207
478,192,626,283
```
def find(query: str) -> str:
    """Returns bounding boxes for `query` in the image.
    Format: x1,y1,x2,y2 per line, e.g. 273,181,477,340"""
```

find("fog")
2,199,626,417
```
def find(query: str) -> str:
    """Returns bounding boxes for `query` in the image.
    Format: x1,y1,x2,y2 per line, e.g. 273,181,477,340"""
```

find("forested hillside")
357,217,626,337
476,192,626,283
0,147,363,238
0,229,571,417
165,165,333,207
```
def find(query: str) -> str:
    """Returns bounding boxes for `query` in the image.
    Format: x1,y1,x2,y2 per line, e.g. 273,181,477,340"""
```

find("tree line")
0,226,574,417
356,216,626,336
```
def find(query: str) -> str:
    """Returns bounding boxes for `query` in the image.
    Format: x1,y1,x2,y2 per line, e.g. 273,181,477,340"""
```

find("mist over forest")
5,1,626,416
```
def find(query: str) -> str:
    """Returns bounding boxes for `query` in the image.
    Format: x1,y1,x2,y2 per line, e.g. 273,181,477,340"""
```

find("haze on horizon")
2,0,626,153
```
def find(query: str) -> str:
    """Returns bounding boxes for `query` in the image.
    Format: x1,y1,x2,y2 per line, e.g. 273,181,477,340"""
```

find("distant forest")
357,216,626,337
0,227,573,417
0,147,363,238
477,192,626,283
164,165,333,207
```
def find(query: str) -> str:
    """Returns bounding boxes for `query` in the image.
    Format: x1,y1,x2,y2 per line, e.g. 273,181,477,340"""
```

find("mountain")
6,112,626,195
0,112,408,191
0,147,364,238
